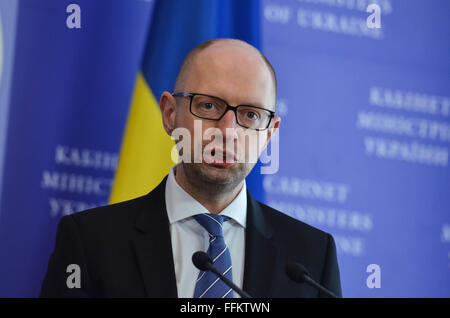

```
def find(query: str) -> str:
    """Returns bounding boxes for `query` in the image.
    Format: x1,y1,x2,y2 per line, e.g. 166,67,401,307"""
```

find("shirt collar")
165,165,247,228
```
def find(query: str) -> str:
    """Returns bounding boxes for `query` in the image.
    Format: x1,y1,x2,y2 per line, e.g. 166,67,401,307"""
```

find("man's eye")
202,103,214,110
246,111,260,120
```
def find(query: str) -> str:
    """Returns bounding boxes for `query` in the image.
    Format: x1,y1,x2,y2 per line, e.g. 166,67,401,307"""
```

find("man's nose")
217,109,238,130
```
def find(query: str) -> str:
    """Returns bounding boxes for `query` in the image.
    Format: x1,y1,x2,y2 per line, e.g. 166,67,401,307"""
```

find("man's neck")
174,165,244,215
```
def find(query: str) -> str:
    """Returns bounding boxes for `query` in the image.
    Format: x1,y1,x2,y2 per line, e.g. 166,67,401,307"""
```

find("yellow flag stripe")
109,72,175,204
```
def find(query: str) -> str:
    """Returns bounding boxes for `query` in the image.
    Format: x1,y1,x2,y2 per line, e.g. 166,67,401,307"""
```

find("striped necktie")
193,213,233,298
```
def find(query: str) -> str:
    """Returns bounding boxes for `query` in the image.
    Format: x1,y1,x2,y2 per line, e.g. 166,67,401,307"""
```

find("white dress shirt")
165,165,247,298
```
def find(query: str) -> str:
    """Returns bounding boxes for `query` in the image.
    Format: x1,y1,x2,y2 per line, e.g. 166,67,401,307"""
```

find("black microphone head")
285,262,311,283
192,251,213,271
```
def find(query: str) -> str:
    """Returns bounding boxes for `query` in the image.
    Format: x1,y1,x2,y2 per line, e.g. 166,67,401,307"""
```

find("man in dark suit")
40,38,342,298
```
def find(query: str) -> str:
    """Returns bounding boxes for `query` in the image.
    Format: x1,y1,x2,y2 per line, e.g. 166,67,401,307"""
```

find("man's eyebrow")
230,100,269,109
197,92,273,110
238,100,273,109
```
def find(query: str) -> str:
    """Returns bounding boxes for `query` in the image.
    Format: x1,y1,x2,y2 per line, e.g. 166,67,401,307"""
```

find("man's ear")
159,91,177,136
266,116,281,144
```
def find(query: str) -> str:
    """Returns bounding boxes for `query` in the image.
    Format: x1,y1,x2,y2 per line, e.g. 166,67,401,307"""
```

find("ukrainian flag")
109,0,264,204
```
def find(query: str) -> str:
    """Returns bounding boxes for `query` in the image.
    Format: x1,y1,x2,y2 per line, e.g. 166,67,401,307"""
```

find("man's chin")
184,161,246,188
200,161,238,184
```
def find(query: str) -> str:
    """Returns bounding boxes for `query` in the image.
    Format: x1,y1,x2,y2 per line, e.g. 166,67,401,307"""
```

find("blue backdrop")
262,0,450,297
0,0,449,297
0,0,153,297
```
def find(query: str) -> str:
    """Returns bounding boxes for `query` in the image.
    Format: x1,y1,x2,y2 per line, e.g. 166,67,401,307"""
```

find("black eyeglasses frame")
172,92,275,131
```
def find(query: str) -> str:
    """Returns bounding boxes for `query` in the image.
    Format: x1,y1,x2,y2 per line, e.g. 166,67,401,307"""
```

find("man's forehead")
193,40,265,69
173,39,276,109
186,77,273,109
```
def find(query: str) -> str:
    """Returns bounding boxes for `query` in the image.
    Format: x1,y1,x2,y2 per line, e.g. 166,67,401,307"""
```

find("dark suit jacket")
40,176,342,298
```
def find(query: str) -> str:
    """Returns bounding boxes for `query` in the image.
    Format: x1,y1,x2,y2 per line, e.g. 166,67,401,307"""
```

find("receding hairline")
174,39,277,99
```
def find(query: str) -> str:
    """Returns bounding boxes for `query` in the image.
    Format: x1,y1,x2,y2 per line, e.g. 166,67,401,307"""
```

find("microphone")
286,262,338,298
192,251,252,298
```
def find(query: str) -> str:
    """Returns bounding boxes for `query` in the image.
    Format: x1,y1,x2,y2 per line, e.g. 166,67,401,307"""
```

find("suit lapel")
243,191,279,297
131,177,178,298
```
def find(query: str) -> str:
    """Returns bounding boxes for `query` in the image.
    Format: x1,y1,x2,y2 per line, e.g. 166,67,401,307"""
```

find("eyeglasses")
172,92,275,131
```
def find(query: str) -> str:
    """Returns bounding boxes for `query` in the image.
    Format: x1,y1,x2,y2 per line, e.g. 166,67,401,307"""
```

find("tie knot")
193,213,228,238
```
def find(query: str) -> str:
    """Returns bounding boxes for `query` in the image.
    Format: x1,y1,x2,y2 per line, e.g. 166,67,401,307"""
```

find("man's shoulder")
66,177,168,231
70,194,149,223
256,199,331,241
57,194,151,239
255,200,336,275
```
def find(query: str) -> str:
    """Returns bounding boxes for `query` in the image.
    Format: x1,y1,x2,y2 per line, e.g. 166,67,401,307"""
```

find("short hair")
174,39,277,103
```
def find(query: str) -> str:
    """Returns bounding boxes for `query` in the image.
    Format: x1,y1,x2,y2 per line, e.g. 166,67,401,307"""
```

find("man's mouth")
204,148,237,167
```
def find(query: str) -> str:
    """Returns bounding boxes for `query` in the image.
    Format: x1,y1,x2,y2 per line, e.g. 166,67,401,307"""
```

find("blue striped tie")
193,213,233,298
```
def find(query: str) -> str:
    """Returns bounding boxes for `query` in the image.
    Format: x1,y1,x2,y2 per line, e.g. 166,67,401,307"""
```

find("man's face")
164,43,280,191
